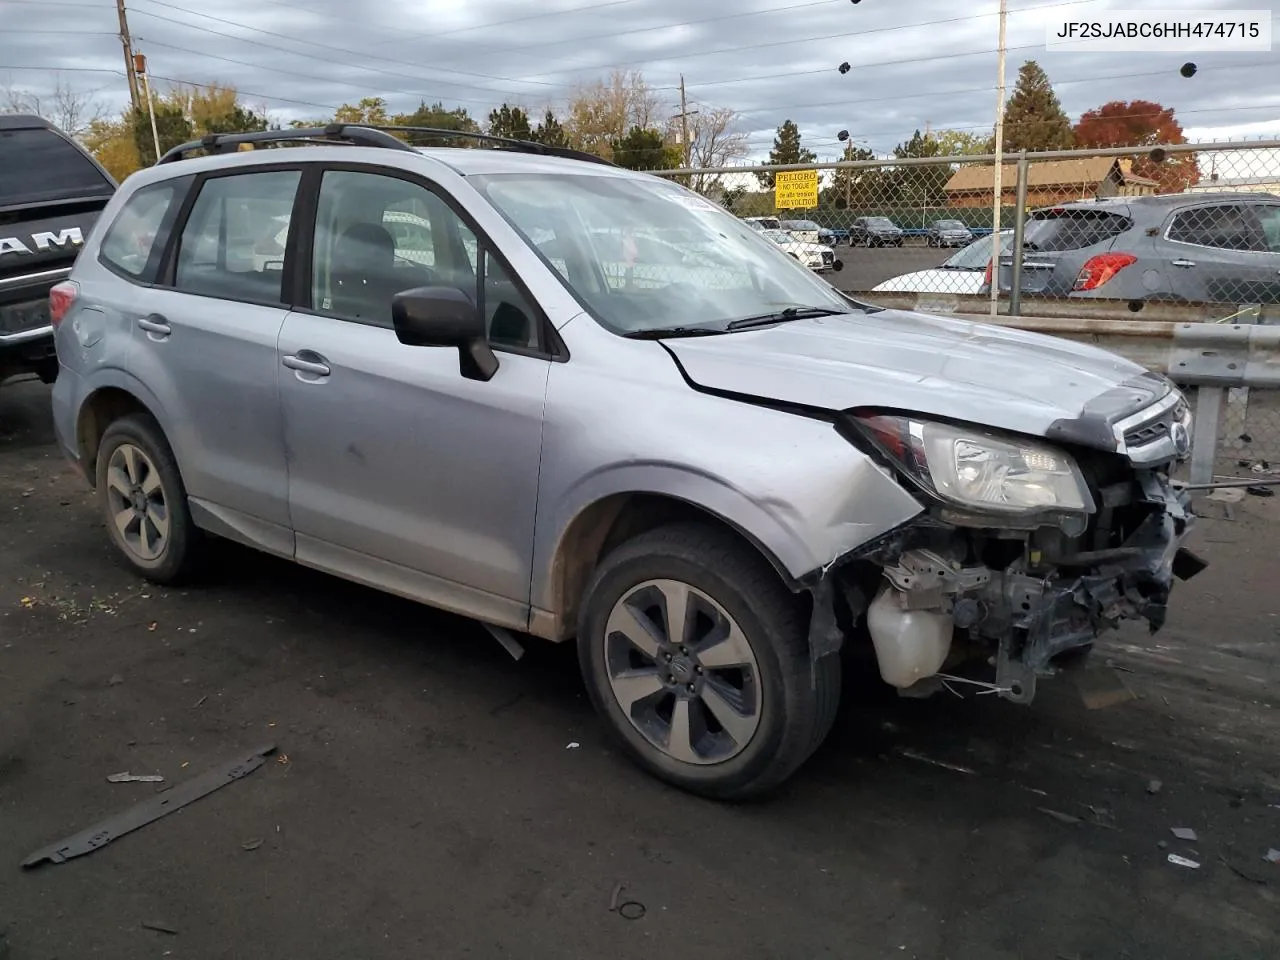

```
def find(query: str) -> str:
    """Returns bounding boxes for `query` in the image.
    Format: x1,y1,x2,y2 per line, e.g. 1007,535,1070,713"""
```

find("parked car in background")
926,219,975,248
847,216,904,247
0,114,116,385
51,124,1201,800
743,216,781,232
759,228,836,272
874,230,1013,295
990,193,1280,303
780,219,825,245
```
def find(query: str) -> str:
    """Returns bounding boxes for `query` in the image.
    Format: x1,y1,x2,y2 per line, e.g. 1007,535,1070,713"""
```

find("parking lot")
827,244,953,294
2,376,1278,960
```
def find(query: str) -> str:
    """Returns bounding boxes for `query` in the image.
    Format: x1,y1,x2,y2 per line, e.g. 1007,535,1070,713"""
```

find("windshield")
867,217,896,228
943,232,1014,270
784,220,820,231
470,173,853,335
936,220,966,229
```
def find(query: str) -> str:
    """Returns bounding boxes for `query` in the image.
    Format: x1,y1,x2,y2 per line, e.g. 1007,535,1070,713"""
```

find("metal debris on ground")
107,673,124,686
617,901,646,920
140,921,178,935
1247,485,1276,498
106,773,164,783
566,742,580,750
1147,779,1162,795
896,748,976,776
1265,849,1280,864
608,882,623,912
22,744,277,868
241,838,264,851
1171,827,1198,842
1167,854,1201,869
1038,807,1082,825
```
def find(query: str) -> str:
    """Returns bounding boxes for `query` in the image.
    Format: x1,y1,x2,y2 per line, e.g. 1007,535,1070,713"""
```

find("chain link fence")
654,140,1280,321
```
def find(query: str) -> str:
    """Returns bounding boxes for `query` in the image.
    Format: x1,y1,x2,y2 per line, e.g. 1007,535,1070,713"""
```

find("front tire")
95,413,202,584
577,523,840,800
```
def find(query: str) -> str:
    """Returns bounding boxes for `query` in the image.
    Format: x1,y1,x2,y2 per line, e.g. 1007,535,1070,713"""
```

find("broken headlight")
853,414,1095,530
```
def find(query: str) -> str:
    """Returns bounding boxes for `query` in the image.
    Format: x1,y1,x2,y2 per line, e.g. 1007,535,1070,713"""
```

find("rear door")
1000,207,1132,296
1157,201,1280,304
124,166,303,551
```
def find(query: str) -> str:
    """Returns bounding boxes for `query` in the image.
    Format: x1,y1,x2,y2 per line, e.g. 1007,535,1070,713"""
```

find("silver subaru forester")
49,126,1203,798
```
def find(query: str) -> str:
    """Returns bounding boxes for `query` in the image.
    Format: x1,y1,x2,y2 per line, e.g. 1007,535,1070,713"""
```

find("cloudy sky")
2,0,1277,160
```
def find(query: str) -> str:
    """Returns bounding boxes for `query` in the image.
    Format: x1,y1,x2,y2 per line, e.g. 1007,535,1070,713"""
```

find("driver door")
276,166,551,628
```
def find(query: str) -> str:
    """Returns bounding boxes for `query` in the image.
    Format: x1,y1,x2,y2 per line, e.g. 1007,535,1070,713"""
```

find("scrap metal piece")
483,624,525,661
22,744,277,869
106,773,164,783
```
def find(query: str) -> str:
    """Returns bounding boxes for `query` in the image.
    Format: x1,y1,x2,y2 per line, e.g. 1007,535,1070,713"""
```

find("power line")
129,0,561,90
369,0,653,48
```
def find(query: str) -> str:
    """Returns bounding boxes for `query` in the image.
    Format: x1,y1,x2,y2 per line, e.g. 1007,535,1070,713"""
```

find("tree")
3,78,106,139
609,126,678,170
1001,60,1074,152
488,104,533,141
675,105,749,195
934,129,991,157
528,109,570,148
1074,100,1200,193
892,129,952,209
825,143,877,209
392,100,478,146
131,102,193,166
334,97,390,126
565,70,662,160
82,116,141,181
757,119,815,189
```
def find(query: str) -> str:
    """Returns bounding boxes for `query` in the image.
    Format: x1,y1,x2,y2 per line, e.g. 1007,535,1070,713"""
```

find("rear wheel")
96,414,202,584
577,523,840,800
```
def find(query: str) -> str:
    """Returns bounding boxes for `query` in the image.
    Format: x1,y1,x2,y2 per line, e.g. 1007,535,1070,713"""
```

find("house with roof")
943,157,1159,208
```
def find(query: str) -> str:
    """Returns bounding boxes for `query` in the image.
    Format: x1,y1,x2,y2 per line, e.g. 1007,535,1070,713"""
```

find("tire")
95,413,202,584
577,522,840,800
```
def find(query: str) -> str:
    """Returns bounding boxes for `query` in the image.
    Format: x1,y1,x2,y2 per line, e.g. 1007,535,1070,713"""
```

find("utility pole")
134,53,161,164
673,75,699,168
988,0,1008,318
116,0,140,113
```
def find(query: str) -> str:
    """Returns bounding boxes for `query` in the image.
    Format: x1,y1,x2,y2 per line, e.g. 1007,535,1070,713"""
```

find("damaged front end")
817,396,1207,704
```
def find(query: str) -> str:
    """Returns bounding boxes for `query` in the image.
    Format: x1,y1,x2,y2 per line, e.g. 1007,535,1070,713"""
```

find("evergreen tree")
529,110,570,148
1001,60,1074,152
757,119,815,188
893,129,950,206
131,102,192,166
392,101,478,146
609,126,674,170
488,104,533,141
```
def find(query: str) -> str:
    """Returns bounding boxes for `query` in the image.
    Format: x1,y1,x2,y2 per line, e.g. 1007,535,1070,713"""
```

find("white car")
872,230,1013,294
760,228,835,273
743,216,781,232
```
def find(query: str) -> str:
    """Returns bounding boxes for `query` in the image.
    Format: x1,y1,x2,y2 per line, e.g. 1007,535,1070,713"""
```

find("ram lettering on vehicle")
0,227,85,257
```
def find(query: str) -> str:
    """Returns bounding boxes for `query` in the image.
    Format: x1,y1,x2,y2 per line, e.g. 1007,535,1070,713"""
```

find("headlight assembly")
851,413,1095,530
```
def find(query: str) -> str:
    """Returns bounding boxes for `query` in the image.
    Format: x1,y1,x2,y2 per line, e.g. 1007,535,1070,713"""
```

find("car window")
173,170,300,304
1256,206,1280,254
0,127,114,206
311,169,539,349
944,233,1012,270
100,181,183,281
1023,209,1130,251
471,173,853,336
1168,204,1267,252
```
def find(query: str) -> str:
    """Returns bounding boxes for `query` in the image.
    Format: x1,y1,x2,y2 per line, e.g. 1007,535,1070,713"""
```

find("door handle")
282,353,331,377
1171,258,1196,268
137,315,172,336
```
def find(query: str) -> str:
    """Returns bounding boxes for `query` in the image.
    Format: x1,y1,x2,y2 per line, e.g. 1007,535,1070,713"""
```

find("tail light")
49,280,79,329
983,259,993,287
1073,253,1137,291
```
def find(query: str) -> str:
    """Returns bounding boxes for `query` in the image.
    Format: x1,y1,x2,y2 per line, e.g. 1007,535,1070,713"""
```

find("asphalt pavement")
828,244,952,294
2,377,1279,960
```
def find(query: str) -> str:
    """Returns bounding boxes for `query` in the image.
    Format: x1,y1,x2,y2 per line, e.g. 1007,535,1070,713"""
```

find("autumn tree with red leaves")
1073,100,1200,193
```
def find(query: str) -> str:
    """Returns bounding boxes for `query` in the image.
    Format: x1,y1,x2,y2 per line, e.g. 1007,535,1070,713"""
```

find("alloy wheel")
603,578,761,765
104,443,170,562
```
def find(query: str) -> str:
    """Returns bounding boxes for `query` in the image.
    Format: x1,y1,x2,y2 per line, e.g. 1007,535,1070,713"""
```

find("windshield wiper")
725,307,844,331
622,326,727,339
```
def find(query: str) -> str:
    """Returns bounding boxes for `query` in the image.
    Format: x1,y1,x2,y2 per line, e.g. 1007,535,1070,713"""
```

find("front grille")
1119,394,1191,465
1124,419,1170,448
821,250,834,265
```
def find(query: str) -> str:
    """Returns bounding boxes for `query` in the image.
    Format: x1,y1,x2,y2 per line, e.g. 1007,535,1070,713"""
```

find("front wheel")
577,523,840,800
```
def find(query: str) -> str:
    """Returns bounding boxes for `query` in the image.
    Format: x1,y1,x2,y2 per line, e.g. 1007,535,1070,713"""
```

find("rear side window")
0,127,114,207
1168,204,1267,251
1023,209,1131,251
173,170,301,305
100,181,184,281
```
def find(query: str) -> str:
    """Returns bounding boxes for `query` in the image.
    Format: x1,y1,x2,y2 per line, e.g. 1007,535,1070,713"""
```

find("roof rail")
157,124,417,164
156,122,618,168
368,125,617,167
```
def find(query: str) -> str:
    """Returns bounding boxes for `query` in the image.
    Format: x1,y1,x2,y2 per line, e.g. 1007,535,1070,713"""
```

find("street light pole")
988,0,1008,317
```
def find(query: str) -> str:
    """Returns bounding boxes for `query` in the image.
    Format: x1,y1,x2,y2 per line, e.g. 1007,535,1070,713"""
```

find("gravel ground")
2,377,1278,960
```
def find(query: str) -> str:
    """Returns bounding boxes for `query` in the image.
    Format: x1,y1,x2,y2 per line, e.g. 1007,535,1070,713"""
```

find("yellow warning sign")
774,170,819,210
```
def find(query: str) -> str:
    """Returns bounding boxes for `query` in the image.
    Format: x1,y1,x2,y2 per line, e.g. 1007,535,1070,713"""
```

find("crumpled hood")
663,309,1171,447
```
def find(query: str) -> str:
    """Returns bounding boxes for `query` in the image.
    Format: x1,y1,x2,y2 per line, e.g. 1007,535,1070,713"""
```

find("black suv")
1,115,116,384
846,216,904,247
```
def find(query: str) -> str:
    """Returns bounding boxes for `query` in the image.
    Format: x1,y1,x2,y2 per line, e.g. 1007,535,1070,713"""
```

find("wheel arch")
75,375,172,484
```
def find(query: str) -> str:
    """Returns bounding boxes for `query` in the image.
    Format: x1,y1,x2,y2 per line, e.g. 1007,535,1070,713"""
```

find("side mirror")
392,286,498,382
